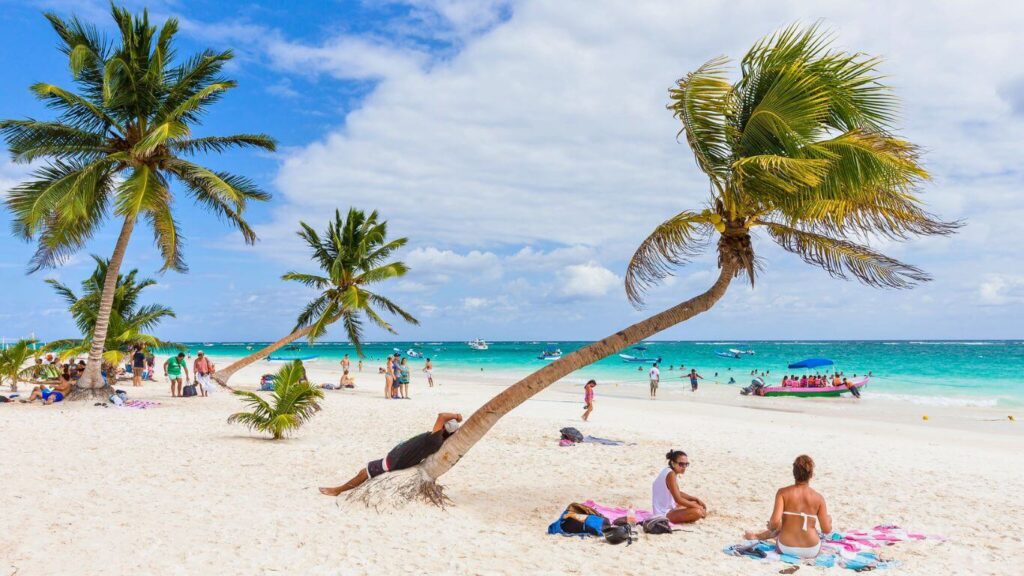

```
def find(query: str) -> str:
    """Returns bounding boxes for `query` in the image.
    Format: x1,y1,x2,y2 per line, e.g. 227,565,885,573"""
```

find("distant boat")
203,342,215,347
619,346,661,364
406,349,423,358
715,348,754,359
537,348,562,361
468,339,489,351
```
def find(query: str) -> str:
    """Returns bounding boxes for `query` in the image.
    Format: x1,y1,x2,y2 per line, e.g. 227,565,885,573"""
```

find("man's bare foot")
319,486,343,496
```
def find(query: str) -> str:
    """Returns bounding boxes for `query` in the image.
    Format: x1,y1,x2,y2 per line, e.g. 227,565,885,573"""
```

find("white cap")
444,419,460,434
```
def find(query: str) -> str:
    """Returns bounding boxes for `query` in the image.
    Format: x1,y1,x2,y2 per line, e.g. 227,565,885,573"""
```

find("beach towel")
581,501,657,523
723,525,942,571
581,435,626,446
120,400,160,409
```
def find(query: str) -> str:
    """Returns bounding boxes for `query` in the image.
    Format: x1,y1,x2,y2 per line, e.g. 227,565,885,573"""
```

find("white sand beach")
3,357,1022,575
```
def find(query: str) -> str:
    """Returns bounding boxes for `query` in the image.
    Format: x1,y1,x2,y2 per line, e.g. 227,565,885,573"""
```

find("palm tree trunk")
75,215,136,397
211,325,314,388
348,263,736,507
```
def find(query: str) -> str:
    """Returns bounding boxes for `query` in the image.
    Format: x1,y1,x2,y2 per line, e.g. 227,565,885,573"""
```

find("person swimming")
743,455,832,559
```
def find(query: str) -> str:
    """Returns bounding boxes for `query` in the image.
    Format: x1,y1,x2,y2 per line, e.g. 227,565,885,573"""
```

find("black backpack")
182,384,198,397
560,427,584,443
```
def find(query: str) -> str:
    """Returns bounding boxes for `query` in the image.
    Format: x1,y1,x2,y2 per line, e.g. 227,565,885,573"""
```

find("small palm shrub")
227,361,324,439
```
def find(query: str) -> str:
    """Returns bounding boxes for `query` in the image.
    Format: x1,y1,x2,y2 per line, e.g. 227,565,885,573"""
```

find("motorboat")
619,346,661,364
468,339,489,351
406,349,423,358
715,348,754,359
537,348,562,361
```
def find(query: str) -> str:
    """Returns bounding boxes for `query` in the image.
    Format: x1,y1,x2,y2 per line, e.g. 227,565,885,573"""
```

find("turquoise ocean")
165,340,1024,408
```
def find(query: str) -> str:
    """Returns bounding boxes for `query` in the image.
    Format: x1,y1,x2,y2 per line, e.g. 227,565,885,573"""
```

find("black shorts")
366,457,391,478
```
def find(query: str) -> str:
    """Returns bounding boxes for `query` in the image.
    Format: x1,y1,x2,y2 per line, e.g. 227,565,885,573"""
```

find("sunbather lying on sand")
319,412,462,496
742,455,832,559
23,368,73,404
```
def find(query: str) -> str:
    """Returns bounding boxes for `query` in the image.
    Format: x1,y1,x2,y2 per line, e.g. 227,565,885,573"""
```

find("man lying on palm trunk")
319,412,463,496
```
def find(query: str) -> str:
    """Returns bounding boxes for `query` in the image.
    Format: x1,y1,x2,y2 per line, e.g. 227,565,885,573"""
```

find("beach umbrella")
787,358,834,370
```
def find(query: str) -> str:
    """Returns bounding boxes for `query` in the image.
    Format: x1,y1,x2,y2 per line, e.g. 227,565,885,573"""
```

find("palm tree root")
344,467,450,510
66,385,113,402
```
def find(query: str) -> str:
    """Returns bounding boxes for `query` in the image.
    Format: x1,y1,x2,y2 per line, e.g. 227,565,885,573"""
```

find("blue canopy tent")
787,358,834,370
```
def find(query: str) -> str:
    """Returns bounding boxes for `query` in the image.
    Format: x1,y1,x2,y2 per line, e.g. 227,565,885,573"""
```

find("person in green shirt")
163,352,190,397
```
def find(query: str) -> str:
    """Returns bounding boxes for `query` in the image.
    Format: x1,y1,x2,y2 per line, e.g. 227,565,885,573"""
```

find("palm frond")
669,55,734,186
764,221,929,288
625,211,714,306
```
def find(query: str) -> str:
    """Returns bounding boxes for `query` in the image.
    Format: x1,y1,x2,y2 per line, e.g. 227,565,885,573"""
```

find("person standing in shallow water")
582,380,596,421
649,363,660,399
688,369,704,392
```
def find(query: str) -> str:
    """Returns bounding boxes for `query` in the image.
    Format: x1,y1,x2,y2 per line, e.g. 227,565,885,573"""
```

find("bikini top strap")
782,511,813,531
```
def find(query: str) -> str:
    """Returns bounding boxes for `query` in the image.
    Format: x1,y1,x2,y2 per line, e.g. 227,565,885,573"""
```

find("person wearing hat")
319,412,463,496
193,351,215,397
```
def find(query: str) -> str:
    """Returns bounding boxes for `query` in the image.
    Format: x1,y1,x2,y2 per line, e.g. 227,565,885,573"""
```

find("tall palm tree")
349,24,961,506
0,6,275,396
212,208,417,387
45,255,178,371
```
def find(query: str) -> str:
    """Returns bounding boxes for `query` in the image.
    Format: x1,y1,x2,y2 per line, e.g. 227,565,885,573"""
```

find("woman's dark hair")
793,454,815,482
586,379,596,386
665,449,687,462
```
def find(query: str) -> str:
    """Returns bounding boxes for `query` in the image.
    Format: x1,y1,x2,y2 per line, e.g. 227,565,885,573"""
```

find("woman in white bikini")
744,455,832,559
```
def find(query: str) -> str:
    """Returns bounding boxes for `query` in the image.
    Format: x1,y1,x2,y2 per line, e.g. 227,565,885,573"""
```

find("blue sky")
1,0,1022,343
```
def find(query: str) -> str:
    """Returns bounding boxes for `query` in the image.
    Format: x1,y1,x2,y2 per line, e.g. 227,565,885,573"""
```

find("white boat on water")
468,339,489,351
406,349,423,358
538,348,562,360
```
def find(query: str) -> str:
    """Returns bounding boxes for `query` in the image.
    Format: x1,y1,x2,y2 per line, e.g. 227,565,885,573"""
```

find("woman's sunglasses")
674,461,690,468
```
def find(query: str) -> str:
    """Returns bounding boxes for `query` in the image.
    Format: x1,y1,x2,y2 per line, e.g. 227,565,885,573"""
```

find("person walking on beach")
652,449,707,524
358,359,363,372
193,351,215,397
341,354,351,375
319,412,463,496
423,357,434,387
743,455,832,559
164,352,189,397
582,380,596,421
688,369,704,392
131,346,146,387
649,363,660,399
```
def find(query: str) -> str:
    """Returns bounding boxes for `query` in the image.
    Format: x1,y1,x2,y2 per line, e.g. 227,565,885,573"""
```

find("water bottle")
626,505,636,526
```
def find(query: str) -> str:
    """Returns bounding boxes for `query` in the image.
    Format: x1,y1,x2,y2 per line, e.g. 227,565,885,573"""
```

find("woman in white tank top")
651,450,707,524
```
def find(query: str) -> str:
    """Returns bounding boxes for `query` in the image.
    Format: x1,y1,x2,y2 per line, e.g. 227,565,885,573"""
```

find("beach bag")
109,393,124,406
642,516,673,535
182,384,198,397
547,503,609,537
559,427,584,444
602,524,634,546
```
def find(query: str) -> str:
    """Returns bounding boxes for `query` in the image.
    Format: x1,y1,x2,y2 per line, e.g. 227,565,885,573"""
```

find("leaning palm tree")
0,339,40,392
0,6,275,397
212,208,417,387
45,255,178,372
347,24,961,506
227,361,324,440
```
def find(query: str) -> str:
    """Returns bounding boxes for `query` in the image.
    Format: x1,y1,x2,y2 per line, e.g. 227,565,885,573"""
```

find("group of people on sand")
317,409,831,560
15,361,82,404
655,449,831,558
379,354,434,400
322,354,357,390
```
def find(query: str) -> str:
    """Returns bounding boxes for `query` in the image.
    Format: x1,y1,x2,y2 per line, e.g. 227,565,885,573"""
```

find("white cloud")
978,274,1024,306
558,262,620,298
461,296,489,310
404,247,503,282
